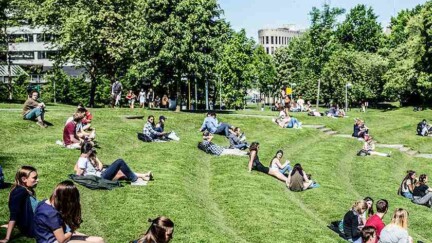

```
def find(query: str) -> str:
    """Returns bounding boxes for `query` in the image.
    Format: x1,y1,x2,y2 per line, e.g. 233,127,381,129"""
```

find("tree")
387,4,423,49
336,4,383,53
252,45,276,96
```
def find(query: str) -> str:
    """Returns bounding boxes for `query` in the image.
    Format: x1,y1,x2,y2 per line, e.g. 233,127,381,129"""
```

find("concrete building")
258,25,305,55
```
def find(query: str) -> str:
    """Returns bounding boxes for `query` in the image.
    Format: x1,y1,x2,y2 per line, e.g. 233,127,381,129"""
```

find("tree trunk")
175,76,181,112
89,75,97,107
5,26,12,100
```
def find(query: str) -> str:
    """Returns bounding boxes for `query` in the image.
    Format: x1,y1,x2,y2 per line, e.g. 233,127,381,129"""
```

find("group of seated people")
247,142,318,191
341,198,414,243
1,166,174,243
61,104,95,149
272,107,302,129
416,119,432,136
326,104,346,118
140,115,179,142
353,119,390,157
353,118,369,139
22,91,48,128
398,170,432,207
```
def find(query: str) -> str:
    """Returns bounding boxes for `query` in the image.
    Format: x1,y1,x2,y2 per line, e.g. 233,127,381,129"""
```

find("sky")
218,0,427,40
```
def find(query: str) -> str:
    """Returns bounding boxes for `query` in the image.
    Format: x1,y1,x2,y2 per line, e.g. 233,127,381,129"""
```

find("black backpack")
137,132,153,142
357,149,369,156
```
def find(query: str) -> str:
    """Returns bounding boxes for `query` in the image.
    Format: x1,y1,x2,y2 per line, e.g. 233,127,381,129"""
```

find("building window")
38,51,56,59
10,34,34,43
271,47,274,54
279,36,281,45
10,51,35,60
271,36,274,44
37,33,55,42
266,47,269,54
266,36,269,44
275,36,278,45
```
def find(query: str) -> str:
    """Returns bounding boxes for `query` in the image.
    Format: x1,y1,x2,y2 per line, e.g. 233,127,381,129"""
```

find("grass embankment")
0,103,431,242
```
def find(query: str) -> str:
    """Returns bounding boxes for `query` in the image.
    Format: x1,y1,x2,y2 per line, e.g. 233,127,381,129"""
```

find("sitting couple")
140,115,179,142
326,104,346,118
199,112,235,137
273,107,302,129
398,171,432,208
198,132,248,156
352,118,368,139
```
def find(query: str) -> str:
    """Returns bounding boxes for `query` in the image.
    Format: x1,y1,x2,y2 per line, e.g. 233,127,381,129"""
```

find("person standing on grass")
132,216,174,243
147,88,155,109
0,166,38,243
247,142,288,183
365,199,388,242
126,90,136,109
22,90,47,128
138,89,146,108
379,208,413,243
343,200,368,243
111,80,122,108
412,174,432,207
33,180,105,243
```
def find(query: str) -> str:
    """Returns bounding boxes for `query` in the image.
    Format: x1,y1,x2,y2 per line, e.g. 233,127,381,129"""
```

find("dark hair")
364,197,374,217
361,226,376,242
376,199,389,214
270,150,283,167
80,142,94,154
233,127,240,132
135,216,174,243
418,174,428,185
77,107,87,113
249,142,259,152
148,115,155,126
50,181,82,231
399,170,416,194
290,163,304,177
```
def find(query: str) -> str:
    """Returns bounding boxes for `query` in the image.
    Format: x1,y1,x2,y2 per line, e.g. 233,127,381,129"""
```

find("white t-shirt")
401,179,412,193
297,99,305,106
77,157,101,177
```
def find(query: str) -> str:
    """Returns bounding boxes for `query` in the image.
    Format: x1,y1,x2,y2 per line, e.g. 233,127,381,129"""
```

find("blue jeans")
279,164,291,174
348,237,362,243
402,191,413,199
233,143,248,150
286,118,299,128
154,127,163,133
215,123,231,136
101,159,138,182
24,107,44,120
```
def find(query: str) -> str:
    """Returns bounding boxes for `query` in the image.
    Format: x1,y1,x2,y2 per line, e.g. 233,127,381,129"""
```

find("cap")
159,115,167,121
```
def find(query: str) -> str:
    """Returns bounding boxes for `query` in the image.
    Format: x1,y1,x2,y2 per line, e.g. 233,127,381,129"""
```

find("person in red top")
63,113,83,149
365,199,388,242
77,103,93,131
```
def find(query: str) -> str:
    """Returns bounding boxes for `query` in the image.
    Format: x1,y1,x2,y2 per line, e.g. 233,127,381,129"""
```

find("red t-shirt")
82,111,93,124
365,214,385,242
63,121,77,145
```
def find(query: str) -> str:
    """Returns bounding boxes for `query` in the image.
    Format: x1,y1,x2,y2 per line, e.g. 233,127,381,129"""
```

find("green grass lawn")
1,103,432,242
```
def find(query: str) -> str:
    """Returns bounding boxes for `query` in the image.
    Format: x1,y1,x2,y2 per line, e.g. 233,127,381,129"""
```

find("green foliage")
387,4,423,49
336,4,383,53
252,45,277,95
43,69,90,105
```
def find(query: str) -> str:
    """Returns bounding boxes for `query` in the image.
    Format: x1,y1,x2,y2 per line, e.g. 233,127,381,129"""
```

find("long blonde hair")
352,200,368,214
390,208,409,229
12,166,37,196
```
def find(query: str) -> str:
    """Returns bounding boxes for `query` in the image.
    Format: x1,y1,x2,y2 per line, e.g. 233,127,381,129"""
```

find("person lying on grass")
412,174,432,208
33,180,105,243
342,200,368,243
198,132,248,156
247,142,289,184
398,170,417,199
131,216,174,243
362,135,390,157
22,90,47,128
286,163,316,191
75,142,152,186
0,166,39,243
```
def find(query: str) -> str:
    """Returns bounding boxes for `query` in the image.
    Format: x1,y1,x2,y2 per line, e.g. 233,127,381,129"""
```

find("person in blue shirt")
199,112,233,137
33,180,104,243
1,166,39,243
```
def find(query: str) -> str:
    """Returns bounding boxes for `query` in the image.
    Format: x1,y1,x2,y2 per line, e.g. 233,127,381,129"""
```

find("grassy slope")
0,103,431,243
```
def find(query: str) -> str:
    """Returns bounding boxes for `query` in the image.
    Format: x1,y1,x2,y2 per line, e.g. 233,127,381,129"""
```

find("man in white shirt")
297,96,305,111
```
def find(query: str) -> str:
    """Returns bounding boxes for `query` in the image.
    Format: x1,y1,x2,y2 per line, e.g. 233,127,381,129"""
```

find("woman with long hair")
33,181,104,243
0,166,38,242
363,197,374,220
343,200,368,243
398,170,417,199
75,142,152,186
143,115,167,141
363,135,390,157
269,150,291,176
412,174,432,207
247,142,288,183
379,208,413,243
287,163,313,192
132,217,174,243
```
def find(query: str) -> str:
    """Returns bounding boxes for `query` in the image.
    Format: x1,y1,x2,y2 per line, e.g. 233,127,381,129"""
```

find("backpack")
357,149,369,156
137,132,153,142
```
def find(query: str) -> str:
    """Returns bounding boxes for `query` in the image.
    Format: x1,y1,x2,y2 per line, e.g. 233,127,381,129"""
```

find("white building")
258,25,305,55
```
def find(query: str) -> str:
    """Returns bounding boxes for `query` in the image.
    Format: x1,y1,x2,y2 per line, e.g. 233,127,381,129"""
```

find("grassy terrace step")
0,104,432,242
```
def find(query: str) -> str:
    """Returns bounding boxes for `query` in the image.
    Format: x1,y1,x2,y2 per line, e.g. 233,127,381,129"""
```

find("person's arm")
273,158,283,169
53,227,73,243
363,142,368,150
0,220,16,242
199,118,207,132
248,151,256,172
302,172,310,183
94,157,103,171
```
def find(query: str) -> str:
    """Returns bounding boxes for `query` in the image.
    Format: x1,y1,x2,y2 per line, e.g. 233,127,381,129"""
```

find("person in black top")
1,166,39,242
412,174,432,207
343,200,368,243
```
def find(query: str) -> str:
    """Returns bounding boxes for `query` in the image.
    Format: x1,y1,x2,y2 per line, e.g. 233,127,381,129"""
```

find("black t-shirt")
413,184,429,197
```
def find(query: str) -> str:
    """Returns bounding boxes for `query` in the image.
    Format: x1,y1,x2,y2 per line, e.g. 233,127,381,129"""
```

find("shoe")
143,171,153,181
131,178,148,186
36,121,47,128
55,140,64,146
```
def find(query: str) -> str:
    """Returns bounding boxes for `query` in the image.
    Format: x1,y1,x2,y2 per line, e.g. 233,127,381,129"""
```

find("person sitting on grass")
379,208,413,243
33,180,105,243
155,116,166,133
365,199,389,242
247,142,289,184
199,112,234,137
361,226,377,243
363,197,374,222
412,174,432,208
342,200,368,243
73,109,96,142
131,216,174,243
143,115,168,141
75,143,151,186
273,106,290,127
77,103,93,131
353,119,369,139
0,166,38,243
269,150,291,176
62,113,84,149
287,163,315,191
362,135,390,157
228,127,248,150
198,132,248,156
397,170,417,199
22,90,47,128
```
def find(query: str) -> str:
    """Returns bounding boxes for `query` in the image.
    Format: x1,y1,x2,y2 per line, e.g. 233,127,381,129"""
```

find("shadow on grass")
327,221,345,240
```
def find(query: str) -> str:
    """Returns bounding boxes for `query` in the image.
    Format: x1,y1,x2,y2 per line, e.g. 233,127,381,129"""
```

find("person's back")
379,224,409,243
9,186,36,238
289,171,304,192
63,121,77,145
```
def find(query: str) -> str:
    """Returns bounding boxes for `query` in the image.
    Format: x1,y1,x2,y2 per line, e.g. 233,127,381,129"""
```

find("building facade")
258,25,304,55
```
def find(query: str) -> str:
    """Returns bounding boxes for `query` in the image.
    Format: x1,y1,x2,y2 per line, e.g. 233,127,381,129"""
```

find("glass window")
10,34,34,43
275,36,278,45
271,36,274,44
36,33,56,42
271,47,274,54
266,47,269,54
37,51,56,59
266,36,269,44
10,51,35,60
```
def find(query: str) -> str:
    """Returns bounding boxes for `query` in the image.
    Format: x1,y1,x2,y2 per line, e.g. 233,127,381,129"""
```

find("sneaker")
131,178,148,186
36,121,47,128
55,140,64,146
